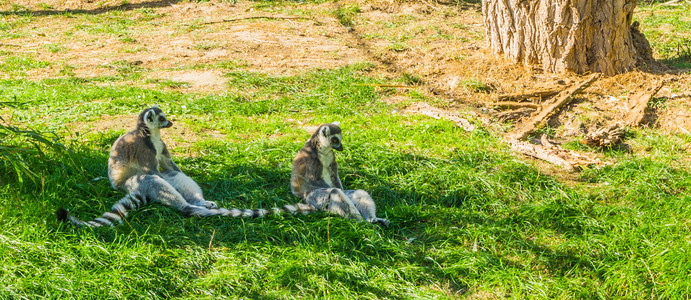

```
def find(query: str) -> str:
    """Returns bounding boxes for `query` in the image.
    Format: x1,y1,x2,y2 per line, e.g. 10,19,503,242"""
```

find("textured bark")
583,123,624,147
508,137,603,171
495,89,561,102
482,0,653,75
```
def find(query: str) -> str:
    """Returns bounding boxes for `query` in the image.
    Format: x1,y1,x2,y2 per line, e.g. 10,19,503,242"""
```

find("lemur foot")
372,218,390,228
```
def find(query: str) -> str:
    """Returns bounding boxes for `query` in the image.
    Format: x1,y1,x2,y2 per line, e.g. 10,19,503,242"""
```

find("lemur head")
138,106,173,130
314,122,343,152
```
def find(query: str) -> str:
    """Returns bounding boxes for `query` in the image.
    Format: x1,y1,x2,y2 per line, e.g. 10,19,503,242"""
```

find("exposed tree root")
624,80,665,126
507,73,600,141
404,102,475,132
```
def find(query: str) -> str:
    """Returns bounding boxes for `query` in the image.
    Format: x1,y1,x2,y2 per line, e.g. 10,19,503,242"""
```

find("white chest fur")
319,150,335,187
150,130,165,162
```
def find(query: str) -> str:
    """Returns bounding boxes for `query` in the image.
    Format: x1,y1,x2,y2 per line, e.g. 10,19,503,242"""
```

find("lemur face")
141,106,173,129
318,122,343,151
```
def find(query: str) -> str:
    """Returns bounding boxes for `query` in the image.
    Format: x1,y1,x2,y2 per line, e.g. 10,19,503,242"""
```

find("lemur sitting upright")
57,106,314,227
291,122,390,227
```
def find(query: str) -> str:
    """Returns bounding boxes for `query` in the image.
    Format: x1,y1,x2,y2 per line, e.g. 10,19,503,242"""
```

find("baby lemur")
291,122,390,226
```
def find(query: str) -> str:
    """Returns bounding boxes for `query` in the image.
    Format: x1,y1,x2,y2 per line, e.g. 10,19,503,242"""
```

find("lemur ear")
145,110,154,123
320,125,330,136
152,104,159,109
332,121,340,127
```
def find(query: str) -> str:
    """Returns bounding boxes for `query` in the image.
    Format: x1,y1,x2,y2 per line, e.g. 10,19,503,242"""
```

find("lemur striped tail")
183,203,317,218
56,192,151,227
57,198,316,227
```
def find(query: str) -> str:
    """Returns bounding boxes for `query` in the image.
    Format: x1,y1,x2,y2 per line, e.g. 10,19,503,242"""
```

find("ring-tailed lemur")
291,122,390,227
56,106,314,227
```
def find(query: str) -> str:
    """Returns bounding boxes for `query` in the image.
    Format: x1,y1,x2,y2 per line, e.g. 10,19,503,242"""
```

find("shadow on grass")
338,152,605,284
278,264,400,299
657,57,691,71
1,1,183,16
17,141,607,295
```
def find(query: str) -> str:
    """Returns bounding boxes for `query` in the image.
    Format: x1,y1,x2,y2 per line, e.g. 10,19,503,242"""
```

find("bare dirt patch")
336,0,691,137
147,70,227,92
2,0,691,168
1,0,368,92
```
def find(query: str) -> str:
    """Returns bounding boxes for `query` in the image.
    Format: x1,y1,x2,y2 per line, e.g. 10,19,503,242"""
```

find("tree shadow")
277,264,402,299
41,141,610,296
656,57,691,72
0,1,183,16
436,0,482,11
341,151,606,279
637,57,691,75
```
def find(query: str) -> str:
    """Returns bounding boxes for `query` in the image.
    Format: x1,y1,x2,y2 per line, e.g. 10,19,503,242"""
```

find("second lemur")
291,122,390,226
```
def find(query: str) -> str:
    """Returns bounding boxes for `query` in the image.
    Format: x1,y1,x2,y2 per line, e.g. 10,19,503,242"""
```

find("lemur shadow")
0,1,183,16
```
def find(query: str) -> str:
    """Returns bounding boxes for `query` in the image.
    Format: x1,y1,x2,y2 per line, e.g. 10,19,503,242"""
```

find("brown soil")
1,0,690,148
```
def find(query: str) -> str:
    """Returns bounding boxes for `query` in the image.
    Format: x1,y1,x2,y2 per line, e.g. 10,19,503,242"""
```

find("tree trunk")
482,0,654,76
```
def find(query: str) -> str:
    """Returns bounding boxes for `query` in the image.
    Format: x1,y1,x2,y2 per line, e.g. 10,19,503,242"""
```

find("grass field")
1,0,691,299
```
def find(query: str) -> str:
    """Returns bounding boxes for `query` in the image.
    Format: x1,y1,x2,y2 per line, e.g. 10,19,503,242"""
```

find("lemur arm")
159,147,182,172
331,162,343,189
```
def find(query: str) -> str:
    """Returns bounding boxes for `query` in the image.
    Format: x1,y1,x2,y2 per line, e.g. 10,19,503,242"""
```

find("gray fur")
57,107,314,227
290,123,390,227
291,123,343,198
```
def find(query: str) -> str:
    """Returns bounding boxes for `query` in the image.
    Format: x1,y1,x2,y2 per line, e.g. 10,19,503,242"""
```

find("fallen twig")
503,74,601,171
203,16,312,25
489,101,539,110
495,89,560,102
657,0,683,6
509,139,575,171
508,135,603,172
493,107,535,122
351,83,416,88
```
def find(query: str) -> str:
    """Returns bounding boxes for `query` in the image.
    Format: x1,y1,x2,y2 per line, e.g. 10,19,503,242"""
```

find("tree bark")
482,0,654,76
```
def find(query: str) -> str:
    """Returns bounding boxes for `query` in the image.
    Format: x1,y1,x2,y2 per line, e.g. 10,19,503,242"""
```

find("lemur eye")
158,116,165,122
331,137,339,144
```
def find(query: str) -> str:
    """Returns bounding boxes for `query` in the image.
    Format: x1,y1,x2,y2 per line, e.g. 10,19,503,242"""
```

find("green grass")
2,62,691,298
636,2,691,68
0,56,51,75
458,78,492,93
0,1,690,299
335,4,361,28
193,42,222,51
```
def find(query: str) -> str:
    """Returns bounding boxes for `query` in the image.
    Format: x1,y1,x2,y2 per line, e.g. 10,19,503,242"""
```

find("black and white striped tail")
184,202,316,218
56,193,150,227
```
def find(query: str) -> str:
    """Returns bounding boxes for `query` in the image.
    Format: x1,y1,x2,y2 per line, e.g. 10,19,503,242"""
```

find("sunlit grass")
0,1,690,298
1,62,691,298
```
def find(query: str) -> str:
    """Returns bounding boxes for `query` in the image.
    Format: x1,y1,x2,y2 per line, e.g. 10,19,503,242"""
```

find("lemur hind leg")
343,189,390,227
123,174,216,217
161,171,218,209
305,188,363,221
